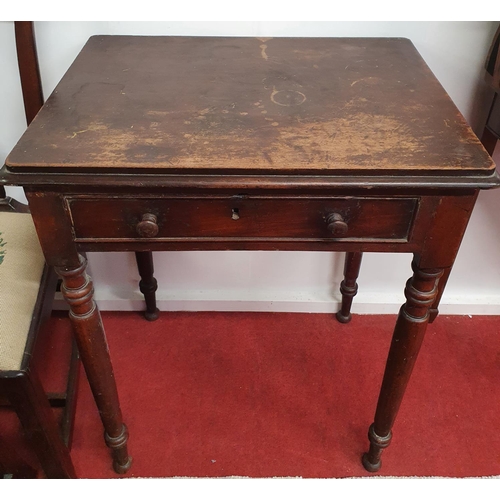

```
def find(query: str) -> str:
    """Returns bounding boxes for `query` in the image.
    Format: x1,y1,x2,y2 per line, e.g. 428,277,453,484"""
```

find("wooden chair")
0,187,77,478
0,20,80,481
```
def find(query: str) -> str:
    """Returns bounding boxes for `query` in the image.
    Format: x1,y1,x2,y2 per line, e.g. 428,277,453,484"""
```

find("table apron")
24,190,476,269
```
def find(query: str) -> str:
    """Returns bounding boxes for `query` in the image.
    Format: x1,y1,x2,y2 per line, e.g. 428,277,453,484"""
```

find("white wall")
2,21,500,315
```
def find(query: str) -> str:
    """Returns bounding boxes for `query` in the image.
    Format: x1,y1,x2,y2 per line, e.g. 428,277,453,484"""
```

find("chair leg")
0,435,38,478
3,369,76,478
336,252,363,323
135,251,160,321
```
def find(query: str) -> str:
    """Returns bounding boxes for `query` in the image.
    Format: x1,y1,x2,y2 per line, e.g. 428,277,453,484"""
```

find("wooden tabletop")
5,36,494,176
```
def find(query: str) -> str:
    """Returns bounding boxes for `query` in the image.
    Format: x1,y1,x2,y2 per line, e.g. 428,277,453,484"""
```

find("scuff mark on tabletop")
260,44,269,60
350,76,382,87
263,151,274,164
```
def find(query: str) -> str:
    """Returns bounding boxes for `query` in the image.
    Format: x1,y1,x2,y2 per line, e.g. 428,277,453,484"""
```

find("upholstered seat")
0,211,45,371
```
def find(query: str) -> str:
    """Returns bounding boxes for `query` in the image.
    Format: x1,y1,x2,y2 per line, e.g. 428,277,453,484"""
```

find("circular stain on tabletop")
271,90,307,107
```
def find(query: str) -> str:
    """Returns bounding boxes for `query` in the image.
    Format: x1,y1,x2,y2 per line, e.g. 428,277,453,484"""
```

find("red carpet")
3,311,500,478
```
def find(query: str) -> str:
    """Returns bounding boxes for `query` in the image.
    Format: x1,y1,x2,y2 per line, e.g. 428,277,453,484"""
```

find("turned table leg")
428,266,451,323
135,251,160,321
57,255,132,474
362,258,443,472
336,252,363,323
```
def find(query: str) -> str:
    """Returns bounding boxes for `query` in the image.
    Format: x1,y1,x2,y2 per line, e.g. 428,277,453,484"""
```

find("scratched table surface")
5,36,494,176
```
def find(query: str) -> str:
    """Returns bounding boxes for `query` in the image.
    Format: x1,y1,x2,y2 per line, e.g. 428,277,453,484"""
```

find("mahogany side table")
2,36,498,474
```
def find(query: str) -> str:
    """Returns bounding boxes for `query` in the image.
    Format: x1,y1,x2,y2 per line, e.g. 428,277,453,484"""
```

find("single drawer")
66,195,418,242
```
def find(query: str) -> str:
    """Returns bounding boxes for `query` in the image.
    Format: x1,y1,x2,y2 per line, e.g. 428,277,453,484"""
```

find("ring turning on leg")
135,251,160,321
362,424,392,472
105,424,132,474
336,252,363,323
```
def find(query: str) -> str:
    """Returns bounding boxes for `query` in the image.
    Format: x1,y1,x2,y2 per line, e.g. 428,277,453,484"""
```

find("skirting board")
52,289,500,315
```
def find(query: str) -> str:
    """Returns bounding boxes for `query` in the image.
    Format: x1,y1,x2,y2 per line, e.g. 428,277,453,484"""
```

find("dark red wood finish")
6,37,494,177
67,195,417,242
14,22,43,125
56,255,131,474
336,252,363,324
2,36,498,474
135,251,160,321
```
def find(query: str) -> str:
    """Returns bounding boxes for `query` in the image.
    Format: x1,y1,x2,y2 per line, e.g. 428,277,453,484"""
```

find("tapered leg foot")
113,457,133,475
362,453,381,473
335,310,352,324
105,424,132,474
361,424,392,472
144,307,160,322
135,251,160,321
336,252,363,324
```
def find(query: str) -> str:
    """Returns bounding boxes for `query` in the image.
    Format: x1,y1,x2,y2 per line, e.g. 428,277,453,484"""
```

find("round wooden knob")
326,213,348,236
136,213,159,238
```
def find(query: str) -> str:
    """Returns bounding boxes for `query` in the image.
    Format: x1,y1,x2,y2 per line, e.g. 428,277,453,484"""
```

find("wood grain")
66,195,417,242
5,36,494,176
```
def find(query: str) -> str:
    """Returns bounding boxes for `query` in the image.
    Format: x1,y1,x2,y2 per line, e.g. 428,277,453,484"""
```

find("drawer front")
66,196,418,242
